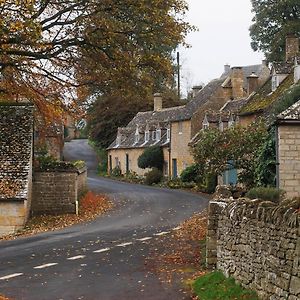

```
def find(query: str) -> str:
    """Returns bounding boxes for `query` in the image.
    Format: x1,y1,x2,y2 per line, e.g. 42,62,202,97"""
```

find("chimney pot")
153,93,163,111
224,64,231,74
247,72,259,95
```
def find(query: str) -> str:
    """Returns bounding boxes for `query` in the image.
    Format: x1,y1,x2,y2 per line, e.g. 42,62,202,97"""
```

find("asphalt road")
0,139,209,300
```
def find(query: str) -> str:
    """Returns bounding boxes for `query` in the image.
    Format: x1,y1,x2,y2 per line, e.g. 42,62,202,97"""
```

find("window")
272,76,278,92
145,131,150,142
156,128,161,141
178,121,183,134
115,157,119,167
228,114,234,128
166,127,170,141
134,126,139,144
219,121,224,132
152,130,156,140
202,115,209,130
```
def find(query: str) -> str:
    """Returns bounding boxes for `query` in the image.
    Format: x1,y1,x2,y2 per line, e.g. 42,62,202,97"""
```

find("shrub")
246,187,285,203
180,164,201,182
198,173,217,194
145,168,163,185
111,165,122,177
36,155,77,172
138,146,164,171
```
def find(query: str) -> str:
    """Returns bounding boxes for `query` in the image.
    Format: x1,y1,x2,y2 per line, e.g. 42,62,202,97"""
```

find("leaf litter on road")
145,210,208,297
0,192,113,241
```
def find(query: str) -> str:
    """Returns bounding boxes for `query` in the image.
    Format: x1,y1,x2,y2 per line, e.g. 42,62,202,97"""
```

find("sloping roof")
221,98,249,113
0,105,34,200
272,56,300,74
239,74,295,115
277,98,300,121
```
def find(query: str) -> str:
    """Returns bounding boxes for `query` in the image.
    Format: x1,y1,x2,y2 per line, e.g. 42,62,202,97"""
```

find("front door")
172,159,178,178
126,154,129,174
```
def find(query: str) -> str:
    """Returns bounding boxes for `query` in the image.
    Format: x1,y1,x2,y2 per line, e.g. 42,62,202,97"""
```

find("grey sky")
180,0,264,94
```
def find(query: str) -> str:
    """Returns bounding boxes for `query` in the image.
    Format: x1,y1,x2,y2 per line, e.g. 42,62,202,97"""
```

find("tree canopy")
249,0,300,62
0,0,193,119
138,146,164,171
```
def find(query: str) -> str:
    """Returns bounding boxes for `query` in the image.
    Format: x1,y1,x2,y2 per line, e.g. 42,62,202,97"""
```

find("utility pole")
177,51,180,100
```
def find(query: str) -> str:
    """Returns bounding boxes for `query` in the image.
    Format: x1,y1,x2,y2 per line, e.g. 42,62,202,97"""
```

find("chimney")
153,93,162,111
286,35,299,62
231,67,244,99
224,64,231,74
247,72,259,95
192,85,203,98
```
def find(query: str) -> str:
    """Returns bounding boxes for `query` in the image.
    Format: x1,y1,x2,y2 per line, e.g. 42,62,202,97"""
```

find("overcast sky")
180,0,264,95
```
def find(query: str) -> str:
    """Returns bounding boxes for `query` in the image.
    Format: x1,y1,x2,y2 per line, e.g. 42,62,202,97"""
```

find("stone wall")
207,197,300,299
32,167,87,215
278,125,300,198
0,104,34,236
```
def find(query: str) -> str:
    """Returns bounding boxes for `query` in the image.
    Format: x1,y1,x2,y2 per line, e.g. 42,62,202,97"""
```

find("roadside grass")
192,271,259,300
0,192,113,241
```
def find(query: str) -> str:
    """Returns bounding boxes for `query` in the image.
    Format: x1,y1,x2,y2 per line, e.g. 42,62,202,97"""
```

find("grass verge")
192,271,259,300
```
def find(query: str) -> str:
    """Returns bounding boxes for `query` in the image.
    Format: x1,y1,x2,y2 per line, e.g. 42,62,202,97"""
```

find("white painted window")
152,131,156,140
219,121,224,132
202,114,209,130
134,126,139,144
145,131,150,142
228,115,235,128
166,128,170,141
272,76,278,92
156,128,161,141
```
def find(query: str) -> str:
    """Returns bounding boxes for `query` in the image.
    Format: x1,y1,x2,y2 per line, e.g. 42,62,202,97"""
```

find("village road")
0,139,208,300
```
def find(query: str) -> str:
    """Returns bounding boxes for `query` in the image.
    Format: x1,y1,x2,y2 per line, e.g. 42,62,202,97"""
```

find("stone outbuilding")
0,104,34,236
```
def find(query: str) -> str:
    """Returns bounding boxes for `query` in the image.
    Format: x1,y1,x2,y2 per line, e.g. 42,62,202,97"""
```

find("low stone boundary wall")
207,197,300,299
32,167,87,215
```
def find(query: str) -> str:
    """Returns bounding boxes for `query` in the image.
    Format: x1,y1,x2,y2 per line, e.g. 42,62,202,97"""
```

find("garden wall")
207,197,300,300
32,167,87,215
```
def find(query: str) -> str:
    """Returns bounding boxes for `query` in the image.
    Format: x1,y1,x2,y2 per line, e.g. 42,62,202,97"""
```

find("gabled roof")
277,98,300,122
239,73,295,115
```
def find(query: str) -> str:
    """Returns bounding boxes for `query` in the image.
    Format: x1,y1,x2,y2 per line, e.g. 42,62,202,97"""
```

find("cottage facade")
107,62,269,178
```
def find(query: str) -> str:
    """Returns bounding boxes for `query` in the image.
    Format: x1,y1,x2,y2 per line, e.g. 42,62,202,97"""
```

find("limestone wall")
207,198,300,299
32,168,87,215
278,125,300,198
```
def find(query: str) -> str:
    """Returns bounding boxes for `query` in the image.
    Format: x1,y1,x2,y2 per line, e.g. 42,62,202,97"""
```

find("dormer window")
178,121,183,134
134,126,139,144
144,123,150,142
166,127,170,141
219,121,224,132
145,131,150,142
202,114,209,130
152,130,156,140
272,75,278,92
228,114,235,128
156,126,161,141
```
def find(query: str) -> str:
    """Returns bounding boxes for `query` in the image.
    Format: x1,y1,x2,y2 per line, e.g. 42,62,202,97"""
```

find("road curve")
0,139,208,300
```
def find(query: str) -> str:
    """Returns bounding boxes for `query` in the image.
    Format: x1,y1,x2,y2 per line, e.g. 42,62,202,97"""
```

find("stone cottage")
277,99,300,198
0,104,34,236
107,62,269,178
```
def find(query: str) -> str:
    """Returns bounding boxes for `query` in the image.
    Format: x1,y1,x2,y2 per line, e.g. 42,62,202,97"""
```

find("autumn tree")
0,0,192,120
249,0,300,62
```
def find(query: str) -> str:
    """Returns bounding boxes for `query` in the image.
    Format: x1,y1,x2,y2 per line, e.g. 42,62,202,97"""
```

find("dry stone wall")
207,197,300,300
